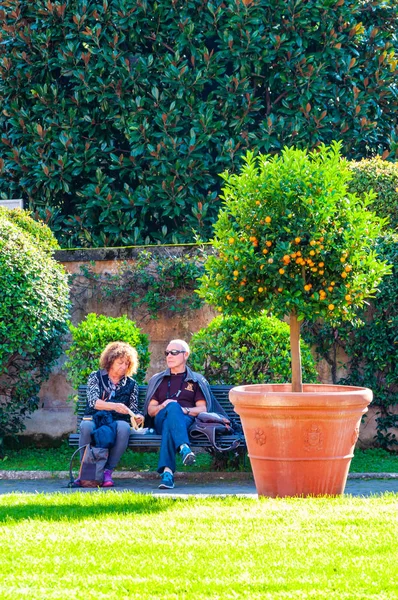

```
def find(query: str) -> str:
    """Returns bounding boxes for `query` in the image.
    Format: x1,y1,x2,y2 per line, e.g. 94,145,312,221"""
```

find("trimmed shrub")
348,157,398,230
65,313,151,389
0,0,397,247
0,208,69,445
189,314,319,385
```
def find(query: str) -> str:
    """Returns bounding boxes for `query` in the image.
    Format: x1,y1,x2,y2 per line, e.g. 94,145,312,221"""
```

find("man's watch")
185,407,190,415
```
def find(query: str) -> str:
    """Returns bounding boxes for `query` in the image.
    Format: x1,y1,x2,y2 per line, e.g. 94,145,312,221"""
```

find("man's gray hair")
168,339,190,355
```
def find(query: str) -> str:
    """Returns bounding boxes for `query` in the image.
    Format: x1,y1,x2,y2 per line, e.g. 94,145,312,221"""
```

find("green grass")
349,448,398,473
1,442,397,473
0,492,397,599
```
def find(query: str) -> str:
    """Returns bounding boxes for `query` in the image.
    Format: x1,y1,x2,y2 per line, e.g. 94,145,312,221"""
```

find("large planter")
229,384,372,497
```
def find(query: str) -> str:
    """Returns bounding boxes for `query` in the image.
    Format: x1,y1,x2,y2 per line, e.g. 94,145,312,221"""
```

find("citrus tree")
198,143,392,392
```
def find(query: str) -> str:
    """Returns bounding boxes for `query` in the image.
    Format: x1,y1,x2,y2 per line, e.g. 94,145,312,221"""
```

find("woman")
77,341,143,487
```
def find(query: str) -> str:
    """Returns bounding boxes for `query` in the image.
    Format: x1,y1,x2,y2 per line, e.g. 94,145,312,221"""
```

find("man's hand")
161,399,177,408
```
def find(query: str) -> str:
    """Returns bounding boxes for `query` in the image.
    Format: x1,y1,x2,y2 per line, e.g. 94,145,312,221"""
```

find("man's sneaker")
159,471,175,489
102,469,114,488
180,444,196,466
72,478,81,488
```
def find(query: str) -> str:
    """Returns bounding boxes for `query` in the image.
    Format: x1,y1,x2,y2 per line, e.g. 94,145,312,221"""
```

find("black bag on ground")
68,444,109,488
189,412,240,453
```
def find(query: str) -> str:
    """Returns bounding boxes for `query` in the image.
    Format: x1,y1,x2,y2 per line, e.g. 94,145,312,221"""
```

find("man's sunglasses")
164,350,186,356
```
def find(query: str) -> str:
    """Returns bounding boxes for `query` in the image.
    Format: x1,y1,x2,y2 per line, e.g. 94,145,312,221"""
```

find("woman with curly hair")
76,341,143,487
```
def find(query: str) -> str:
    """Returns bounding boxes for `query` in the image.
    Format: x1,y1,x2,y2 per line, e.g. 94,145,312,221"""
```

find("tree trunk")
290,312,303,393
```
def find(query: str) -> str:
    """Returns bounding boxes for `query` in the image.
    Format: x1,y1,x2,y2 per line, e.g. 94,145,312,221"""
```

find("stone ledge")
0,470,397,481
55,243,207,263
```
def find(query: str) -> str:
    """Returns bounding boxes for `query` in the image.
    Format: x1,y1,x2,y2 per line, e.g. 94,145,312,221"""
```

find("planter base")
229,384,372,497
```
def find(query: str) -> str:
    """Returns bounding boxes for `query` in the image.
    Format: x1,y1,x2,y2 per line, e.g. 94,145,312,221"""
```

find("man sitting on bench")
143,339,223,490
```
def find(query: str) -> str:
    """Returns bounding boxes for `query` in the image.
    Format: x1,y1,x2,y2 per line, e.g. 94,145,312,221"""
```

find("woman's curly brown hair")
99,341,139,376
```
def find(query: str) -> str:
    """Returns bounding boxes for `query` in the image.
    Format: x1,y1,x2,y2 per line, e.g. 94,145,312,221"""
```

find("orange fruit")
238,296,244,302
258,287,264,292
345,294,351,301
277,287,283,292
345,265,352,272
266,241,272,247
256,200,261,206
340,257,346,263
262,248,268,255
265,216,272,223
341,272,347,279
279,268,285,275
295,237,301,243
233,270,239,276
328,304,335,311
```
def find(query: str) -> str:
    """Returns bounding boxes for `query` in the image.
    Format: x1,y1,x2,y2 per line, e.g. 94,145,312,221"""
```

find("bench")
69,384,246,454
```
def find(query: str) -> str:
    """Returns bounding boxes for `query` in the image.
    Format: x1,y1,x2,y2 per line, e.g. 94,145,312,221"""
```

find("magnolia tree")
198,143,391,392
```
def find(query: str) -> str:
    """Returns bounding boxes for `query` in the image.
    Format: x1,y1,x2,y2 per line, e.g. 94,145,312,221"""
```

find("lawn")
0,492,397,599
1,443,397,474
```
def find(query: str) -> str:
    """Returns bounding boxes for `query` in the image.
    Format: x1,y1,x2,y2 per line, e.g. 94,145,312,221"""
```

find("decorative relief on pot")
304,424,323,451
351,427,360,446
254,428,267,446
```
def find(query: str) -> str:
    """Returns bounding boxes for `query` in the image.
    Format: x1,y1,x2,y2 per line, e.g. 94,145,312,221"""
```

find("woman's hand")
133,413,144,424
113,403,131,415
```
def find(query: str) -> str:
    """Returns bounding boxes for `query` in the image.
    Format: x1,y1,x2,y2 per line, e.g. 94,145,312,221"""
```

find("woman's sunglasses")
164,350,186,356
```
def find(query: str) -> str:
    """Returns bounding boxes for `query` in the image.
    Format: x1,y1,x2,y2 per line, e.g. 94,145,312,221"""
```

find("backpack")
68,444,109,488
189,412,241,453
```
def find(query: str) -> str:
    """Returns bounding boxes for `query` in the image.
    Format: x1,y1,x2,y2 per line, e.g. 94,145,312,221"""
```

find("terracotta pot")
229,384,372,497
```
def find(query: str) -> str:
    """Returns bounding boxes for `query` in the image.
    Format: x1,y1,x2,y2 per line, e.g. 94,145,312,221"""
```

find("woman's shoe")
102,469,114,487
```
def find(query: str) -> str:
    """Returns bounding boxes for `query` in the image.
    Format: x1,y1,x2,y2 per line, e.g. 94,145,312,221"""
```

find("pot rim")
230,383,372,397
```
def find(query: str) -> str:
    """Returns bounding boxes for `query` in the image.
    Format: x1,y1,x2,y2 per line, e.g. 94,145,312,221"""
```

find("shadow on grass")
0,492,172,523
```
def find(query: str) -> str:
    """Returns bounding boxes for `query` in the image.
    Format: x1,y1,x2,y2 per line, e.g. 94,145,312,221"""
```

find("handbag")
189,412,241,453
68,444,109,488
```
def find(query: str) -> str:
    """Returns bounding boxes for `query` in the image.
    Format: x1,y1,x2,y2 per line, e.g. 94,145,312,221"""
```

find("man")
143,339,226,489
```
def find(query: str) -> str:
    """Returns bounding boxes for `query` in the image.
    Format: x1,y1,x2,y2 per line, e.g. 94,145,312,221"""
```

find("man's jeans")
154,402,194,473
79,419,131,470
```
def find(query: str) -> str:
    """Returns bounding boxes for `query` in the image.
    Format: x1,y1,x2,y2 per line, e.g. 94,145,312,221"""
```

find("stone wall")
20,245,388,449
23,246,217,444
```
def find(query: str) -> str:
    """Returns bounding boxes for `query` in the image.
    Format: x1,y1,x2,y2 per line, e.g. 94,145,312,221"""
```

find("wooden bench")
69,384,246,454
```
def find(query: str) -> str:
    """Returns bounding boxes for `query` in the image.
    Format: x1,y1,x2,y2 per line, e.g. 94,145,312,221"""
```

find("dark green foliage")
348,158,398,230
190,314,319,385
0,0,396,247
0,208,69,445
303,233,398,449
70,249,205,319
65,313,151,389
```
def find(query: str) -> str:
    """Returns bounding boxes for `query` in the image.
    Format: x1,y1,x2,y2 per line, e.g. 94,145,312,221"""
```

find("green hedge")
190,314,319,385
0,208,69,444
0,0,396,247
348,158,398,230
65,313,151,389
